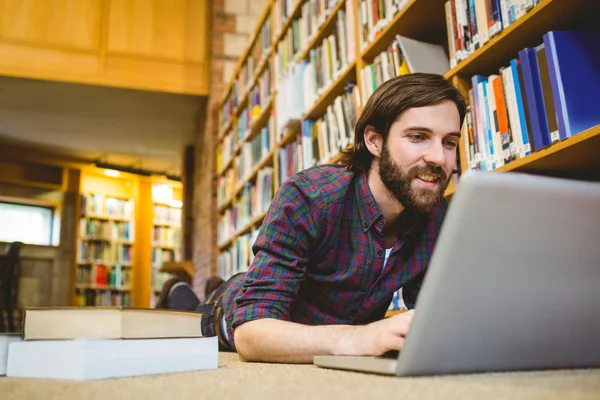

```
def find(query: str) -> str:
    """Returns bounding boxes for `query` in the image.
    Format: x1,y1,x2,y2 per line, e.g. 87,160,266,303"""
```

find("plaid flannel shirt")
222,164,447,349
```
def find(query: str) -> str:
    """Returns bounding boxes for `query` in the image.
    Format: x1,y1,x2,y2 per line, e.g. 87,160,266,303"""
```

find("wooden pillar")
63,168,82,306
182,145,195,261
133,177,153,308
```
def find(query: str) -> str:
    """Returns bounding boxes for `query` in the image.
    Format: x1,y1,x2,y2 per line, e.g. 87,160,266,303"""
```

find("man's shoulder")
293,164,357,206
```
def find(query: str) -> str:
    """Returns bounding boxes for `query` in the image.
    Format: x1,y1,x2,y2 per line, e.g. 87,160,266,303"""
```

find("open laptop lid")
397,171,600,376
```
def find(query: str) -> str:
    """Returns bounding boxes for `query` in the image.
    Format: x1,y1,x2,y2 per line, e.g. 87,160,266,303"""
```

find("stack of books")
1,307,217,380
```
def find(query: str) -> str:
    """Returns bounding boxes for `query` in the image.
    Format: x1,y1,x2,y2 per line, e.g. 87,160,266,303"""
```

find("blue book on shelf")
543,30,600,139
518,47,551,151
509,59,532,156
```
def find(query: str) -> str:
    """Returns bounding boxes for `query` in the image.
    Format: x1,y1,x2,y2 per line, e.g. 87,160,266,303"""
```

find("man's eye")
444,141,458,149
409,134,425,141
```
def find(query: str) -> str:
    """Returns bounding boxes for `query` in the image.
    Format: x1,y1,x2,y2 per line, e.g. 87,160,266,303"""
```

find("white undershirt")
384,248,393,266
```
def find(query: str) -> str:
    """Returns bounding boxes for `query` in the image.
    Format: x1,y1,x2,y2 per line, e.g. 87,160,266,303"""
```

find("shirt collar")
356,170,382,233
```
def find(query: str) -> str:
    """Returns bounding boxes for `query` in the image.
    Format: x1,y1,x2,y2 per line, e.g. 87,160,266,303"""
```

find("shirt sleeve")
231,173,323,330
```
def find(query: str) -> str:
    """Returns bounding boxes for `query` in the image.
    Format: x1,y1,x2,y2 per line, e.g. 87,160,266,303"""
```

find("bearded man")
161,73,466,363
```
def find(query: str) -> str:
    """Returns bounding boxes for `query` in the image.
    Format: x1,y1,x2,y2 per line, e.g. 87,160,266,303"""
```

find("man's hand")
336,310,415,356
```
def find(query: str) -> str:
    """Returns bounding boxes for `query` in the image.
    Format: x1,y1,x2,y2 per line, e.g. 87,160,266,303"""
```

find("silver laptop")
314,171,600,376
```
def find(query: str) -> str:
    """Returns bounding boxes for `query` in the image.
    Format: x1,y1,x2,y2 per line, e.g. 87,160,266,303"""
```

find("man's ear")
364,125,383,157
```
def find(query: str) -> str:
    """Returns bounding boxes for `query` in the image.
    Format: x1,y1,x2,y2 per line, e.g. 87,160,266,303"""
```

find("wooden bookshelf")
215,0,600,301
76,168,137,308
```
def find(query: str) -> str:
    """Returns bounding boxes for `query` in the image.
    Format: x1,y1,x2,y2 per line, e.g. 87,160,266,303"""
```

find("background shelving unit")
149,182,183,308
76,170,136,307
215,0,600,312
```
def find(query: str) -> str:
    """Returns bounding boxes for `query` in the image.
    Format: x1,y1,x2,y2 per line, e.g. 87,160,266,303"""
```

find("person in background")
159,73,466,363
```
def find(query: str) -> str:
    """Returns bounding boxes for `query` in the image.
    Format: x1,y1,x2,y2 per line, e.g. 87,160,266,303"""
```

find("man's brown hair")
342,73,467,172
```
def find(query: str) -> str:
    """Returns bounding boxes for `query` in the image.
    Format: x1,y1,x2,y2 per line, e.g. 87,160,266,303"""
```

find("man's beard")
379,144,450,214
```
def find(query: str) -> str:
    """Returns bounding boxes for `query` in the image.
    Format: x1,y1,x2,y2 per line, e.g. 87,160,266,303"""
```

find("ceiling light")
104,169,120,178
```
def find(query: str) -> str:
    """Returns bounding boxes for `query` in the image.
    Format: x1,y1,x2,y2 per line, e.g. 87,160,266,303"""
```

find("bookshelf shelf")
219,119,233,142
76,284,131,292
244,46,275,100
360,0,447,62
218,236,233,251
495,124,600,177
233,150,275,199
278,123,301,147
219,209,268,252
220,1,274,106
218,151,236,177
295,0,346,63
302,61,356,120
248,96,275,141
83,214,129,222
444,0,600,80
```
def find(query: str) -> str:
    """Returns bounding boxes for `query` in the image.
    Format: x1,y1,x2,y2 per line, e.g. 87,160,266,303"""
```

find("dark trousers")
168,278,237,351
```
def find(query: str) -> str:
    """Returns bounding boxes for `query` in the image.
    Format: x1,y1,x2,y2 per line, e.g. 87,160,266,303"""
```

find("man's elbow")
233,322,260,362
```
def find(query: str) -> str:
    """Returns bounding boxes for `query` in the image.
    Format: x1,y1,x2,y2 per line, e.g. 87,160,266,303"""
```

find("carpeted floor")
1,352,600,400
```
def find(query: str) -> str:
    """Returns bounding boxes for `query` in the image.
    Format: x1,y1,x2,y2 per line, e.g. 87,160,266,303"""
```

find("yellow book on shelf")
22,307,202,341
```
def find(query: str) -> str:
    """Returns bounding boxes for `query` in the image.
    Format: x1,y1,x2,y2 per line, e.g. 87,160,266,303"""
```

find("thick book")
1,334,22,376
22,307,203,340
7,336,217,380
543,30,600,139
518,47,551,151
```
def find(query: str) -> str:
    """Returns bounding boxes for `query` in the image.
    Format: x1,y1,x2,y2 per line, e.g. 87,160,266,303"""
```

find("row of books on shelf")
218,230,259,279
276,7,355,126
301,87,358,165
218,113,275,177
221,15,273,128
79,217,134,242
152,225,181,248
217,85,358,215
153,204,182,226
76,290,132,307
81,193,134,220
358,0,409,49
151,269,171,292
218,126,275,206
273,0,350,79
76,263,131,289
152,247,179,268
78,241,133,265
445,0,542,68
463,30,600,172
218,168,274,244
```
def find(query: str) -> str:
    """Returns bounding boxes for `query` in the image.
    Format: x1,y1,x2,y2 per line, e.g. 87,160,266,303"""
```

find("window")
0,202,54,245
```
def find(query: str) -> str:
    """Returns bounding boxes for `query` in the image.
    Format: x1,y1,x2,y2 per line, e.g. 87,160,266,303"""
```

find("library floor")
1,352,599,399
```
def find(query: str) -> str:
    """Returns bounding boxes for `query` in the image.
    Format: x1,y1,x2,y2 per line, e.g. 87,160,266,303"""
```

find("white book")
7,336,217,380
395,35,450,75
1,334,22,376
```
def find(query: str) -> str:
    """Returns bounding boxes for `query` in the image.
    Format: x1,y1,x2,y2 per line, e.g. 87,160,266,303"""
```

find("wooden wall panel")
107,0,209,63
0,0,102,50
185,0,210,64
0,0,210,95
103,54,208,95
